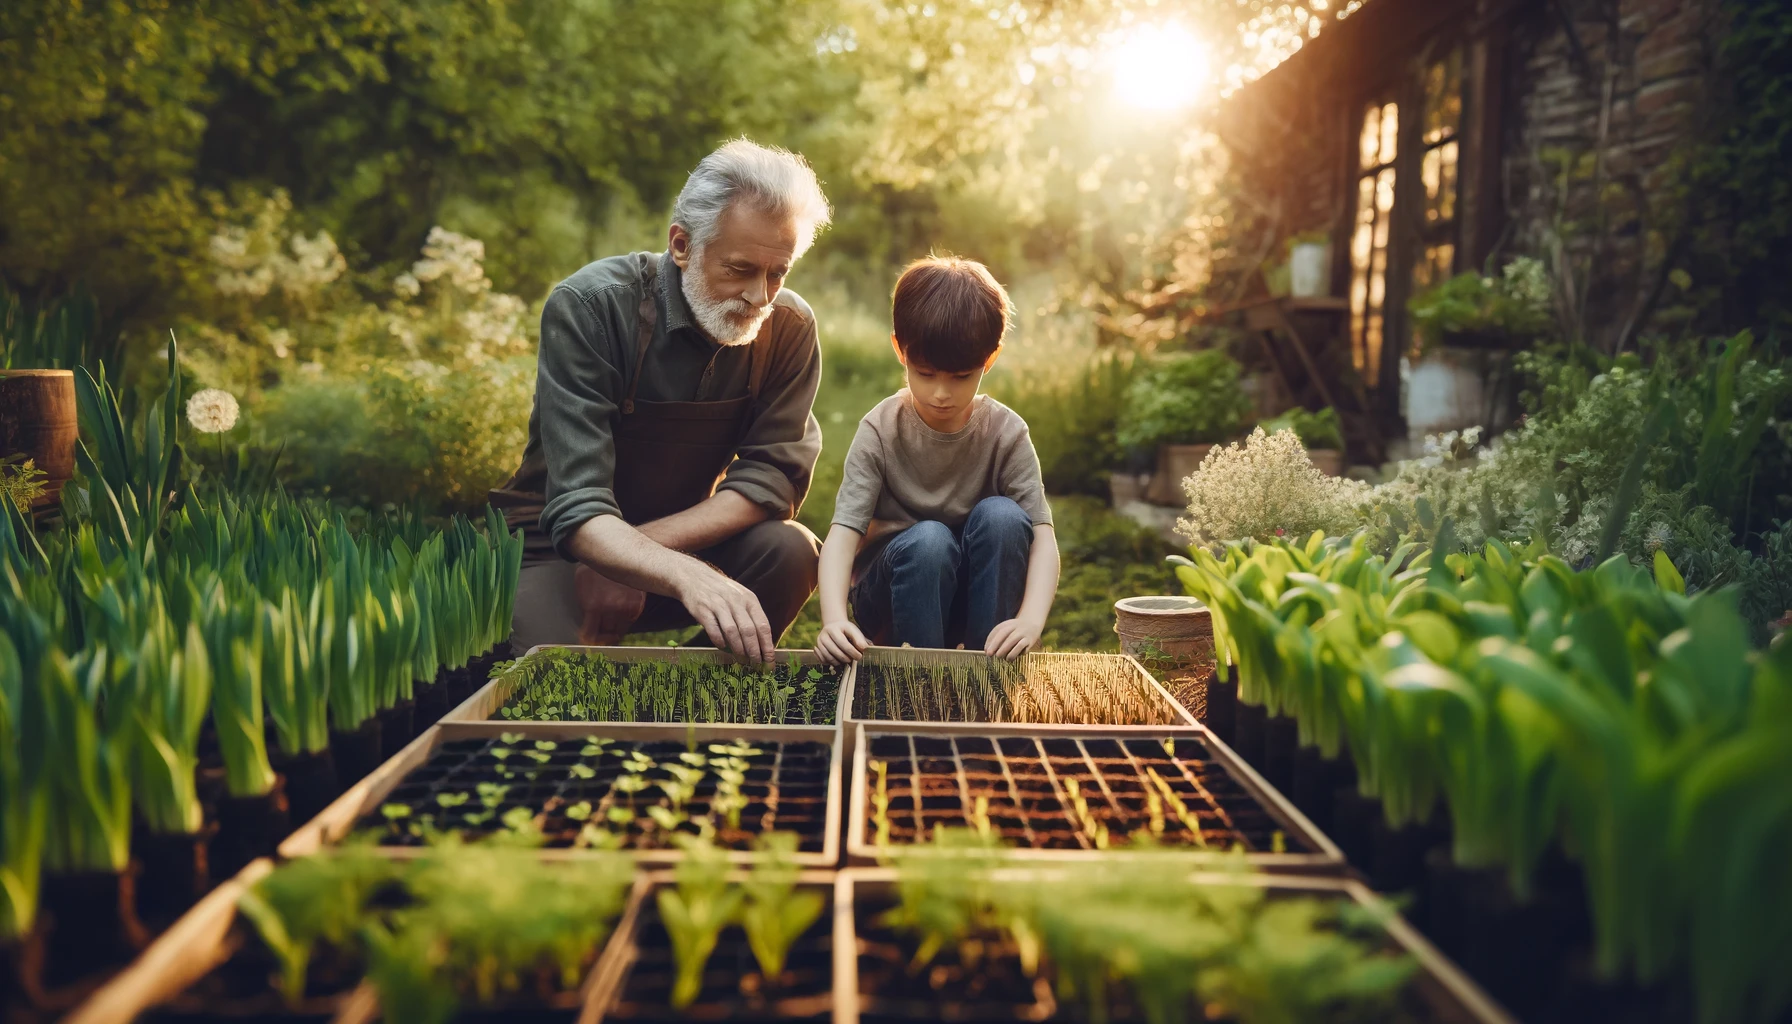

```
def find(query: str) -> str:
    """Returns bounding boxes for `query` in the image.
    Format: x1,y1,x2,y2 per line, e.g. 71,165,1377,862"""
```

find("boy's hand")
816,621,871,664
984,617,1042,660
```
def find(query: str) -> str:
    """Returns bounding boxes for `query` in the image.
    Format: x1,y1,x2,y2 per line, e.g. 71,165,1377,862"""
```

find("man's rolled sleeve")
717,303,823,519
535,285,626,558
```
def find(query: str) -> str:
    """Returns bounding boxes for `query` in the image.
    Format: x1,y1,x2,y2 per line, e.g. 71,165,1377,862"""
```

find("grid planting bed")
848,725,1342,871
450,646,844,726
281,722,843,866
846,648,1192,726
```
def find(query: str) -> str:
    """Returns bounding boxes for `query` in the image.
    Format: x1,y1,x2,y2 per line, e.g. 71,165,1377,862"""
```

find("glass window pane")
1360,103,1382,170
1424,50,1462,144
1378,102,1399,167
1437,139,1457,222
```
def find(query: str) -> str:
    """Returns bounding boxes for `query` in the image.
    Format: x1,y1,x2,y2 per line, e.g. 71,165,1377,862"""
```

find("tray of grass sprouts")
280,722,842,867
844,647,1194,726
450,646,844,726
846,723,1343,871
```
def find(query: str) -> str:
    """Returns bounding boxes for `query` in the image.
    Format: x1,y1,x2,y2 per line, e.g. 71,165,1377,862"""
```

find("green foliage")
990,348,1142,493
886,837,1414,1023
1406,257,1554,350
241,841,632,1016
0,456,48,515
1175,534,1792,1023
497,651,838,725
1257,406,1344,451
1114,349,1252,454
0,631,46,939
739,833,825,983
659,833,745,1010
0,286,111,373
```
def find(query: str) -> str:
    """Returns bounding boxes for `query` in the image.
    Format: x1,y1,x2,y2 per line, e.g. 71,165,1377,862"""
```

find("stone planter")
1405,348,1492,441
1145,443,1214,505
1107,471,1147,508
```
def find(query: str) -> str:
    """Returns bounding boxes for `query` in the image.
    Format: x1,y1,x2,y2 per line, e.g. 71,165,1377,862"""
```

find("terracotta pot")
1145,443,1214,505
0,369,78,509
1307,448,1344,477
1112,595,1213,667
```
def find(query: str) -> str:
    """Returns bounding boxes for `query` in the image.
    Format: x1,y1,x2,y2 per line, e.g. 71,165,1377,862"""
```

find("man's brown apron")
490,257,768,564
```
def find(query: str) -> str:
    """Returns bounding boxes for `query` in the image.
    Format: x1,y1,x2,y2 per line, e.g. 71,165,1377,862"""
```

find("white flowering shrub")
182,191,538,510
1178,428,1371,546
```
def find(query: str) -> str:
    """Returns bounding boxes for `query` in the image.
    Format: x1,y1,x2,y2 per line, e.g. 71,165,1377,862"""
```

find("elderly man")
492,140,830,662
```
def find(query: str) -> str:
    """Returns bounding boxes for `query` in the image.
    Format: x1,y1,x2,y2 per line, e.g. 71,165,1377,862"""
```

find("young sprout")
870,759,892,847
739,833,824,985
381,803,413,820
437,792,470,809
647,804,687,832
576,823,623,850
606,805,634,826
1146,768,1205,847
564,801,593,822
969,795,993,841
658,835,744,1009
476,782,510,809
570,763,596,779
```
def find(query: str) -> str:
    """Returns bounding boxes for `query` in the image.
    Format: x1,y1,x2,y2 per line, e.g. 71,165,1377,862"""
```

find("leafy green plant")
237,843,398,1003
497,650,837,725
657,834,744,1009
0,455,48,515
1114,349,1253,454
738,833,825,984
1174,531,1792,1023
1256,406,1344,451
0,631,45,940
1407,256,1554,350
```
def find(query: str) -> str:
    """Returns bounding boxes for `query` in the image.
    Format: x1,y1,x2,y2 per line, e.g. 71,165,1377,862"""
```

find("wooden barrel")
0,369,79,509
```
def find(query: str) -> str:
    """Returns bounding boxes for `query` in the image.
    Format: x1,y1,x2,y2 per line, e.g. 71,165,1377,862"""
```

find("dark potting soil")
377,699,417,760
360,737,832,853
865,733,1309,853
39,868,148,989
133,825,215,922
329,718,383,789
414,678,451,728
143,922,362,1023
275,748,340,827
605,887,832,1020
209,777,291,881
497,662,844,727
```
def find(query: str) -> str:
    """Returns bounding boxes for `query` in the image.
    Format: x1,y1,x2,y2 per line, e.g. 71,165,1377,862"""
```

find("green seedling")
381,803,413,820
436,792,470,809
739,833,824,984
569,763,596,779
870,760,892,847
564,801,593,822
657,835,744,1009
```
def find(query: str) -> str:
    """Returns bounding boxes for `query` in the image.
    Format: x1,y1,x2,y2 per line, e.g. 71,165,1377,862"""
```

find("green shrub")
987,348,1139,495
1113,349,1251,454
1257,406,1343,451
1406,256,1554,349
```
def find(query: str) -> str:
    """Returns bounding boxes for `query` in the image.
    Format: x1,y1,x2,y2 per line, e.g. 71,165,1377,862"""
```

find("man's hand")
815,620,871,665
676,564,776,663
984,617,1043,660
574,565,646,645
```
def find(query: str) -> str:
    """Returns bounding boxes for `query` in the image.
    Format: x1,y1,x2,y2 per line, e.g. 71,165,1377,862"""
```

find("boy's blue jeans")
850,496,1034,650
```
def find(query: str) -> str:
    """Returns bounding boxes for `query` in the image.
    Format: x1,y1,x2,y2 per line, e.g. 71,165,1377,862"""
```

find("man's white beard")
682,254,774,347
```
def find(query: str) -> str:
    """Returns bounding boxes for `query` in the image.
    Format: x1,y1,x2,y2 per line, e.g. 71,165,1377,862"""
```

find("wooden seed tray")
842,647,1194,727
446,645,849,727
63,858,644,1024
831,868,1520,1024
281,721,844,868
845,722,1343,871
586,869,837,1021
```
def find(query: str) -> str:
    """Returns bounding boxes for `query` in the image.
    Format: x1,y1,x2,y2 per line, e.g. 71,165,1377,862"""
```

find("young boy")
815,256,1058,663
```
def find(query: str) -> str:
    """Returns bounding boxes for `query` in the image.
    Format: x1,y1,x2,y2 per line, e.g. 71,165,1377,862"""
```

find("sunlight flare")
1107,22,1210,112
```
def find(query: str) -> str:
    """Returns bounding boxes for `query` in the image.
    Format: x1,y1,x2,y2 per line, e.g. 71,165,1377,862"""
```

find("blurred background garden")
4,0,1791,647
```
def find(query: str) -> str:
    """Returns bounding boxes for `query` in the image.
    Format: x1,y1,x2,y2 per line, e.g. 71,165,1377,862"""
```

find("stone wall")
1501,0,1723,351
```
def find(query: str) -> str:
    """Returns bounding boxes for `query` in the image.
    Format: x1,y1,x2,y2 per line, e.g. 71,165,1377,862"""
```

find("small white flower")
1645,522,1673,552
393,272,421,299
1460,425,1483,447
185,389,240,434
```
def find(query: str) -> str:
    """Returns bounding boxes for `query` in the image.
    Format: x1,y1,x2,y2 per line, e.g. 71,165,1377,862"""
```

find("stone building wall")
1501,0,1723,351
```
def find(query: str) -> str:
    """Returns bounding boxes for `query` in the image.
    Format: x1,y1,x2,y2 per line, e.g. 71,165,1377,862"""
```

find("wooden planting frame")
445,644,849,726
583,868,838,1021
829,868,1519,1024
842,646,1195,727
281,721,845,867
845,722,1343,872
63,858,648,1024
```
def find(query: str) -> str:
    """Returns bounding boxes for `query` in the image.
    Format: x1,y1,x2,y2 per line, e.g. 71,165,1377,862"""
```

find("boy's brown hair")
890,255,1011,372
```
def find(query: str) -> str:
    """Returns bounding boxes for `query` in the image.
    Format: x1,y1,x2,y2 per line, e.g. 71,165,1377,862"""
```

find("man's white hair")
671,139,832,256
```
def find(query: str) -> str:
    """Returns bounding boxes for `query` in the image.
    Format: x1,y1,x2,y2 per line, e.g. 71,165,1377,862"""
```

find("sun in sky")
1107,22,1212,112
